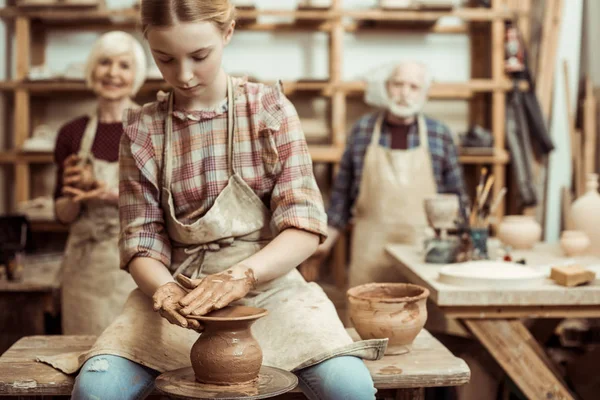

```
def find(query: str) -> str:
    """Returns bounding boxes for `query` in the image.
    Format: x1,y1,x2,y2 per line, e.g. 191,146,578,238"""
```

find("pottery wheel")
155,366,298,400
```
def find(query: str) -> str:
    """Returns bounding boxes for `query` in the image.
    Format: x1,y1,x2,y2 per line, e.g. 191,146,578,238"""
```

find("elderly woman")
54,31,147,335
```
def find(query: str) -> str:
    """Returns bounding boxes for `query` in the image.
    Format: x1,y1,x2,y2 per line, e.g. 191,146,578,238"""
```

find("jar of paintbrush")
467,168,507,260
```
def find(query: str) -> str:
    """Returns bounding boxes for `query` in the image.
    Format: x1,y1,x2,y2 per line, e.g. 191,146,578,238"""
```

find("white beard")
388,98,425,119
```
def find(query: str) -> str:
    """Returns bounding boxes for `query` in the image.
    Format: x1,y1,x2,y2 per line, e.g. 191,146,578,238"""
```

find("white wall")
544,0,584,242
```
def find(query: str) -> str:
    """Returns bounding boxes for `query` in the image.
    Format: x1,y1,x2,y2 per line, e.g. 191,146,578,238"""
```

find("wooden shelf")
0,79,330,96
0,7,518,25
0,151,53,164
0,79,527,100
29,220,69,233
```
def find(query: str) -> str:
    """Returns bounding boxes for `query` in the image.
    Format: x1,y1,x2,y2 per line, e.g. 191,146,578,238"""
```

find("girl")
54,31,144,335
40,2,386,399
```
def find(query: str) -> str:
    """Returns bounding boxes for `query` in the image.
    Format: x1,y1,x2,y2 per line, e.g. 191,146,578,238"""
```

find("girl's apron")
61,115,137,335
39,78,386,375
348,112,437,288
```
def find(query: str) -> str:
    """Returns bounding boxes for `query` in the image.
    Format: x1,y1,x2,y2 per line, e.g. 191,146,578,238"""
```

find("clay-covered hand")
177,266,257,316
63,180,111,204
152,282,203,331
62,155,95,191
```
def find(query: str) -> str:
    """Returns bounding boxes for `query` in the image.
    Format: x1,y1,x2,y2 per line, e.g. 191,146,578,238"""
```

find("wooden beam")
443,305,600,319
465,320,574,400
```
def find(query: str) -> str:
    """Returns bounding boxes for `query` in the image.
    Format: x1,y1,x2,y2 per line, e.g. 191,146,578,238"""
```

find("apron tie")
172,237,235,279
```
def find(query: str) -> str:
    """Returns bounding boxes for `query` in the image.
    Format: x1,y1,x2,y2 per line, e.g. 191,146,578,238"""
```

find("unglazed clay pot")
560,230,591,257
190,306,268,385
571,174,600,256
423,194,460,230
347,283,429,355
497,215,542,250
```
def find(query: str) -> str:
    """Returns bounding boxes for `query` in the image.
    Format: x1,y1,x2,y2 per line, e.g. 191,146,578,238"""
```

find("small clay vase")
347,283,429,355
497,215,542,250
190,306,268,386
560,231,591,257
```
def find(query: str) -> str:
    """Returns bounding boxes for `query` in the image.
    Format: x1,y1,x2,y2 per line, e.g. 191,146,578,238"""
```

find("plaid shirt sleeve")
118,106,172,270
267,94,328,243
439,124,470,210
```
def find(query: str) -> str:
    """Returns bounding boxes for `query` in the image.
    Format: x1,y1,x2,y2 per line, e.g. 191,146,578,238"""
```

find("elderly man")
306,61,469,287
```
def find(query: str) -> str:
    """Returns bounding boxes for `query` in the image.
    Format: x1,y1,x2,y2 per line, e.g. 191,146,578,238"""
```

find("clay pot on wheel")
347,283,429,355
189,306,268,385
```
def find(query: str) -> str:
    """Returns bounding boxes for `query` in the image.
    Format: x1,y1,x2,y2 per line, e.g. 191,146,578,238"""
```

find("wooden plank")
536,0,563,119
15,17,30,81
491,0,507,223
583,77,597,179
0,7,519,23
464,320,574,400
561,186,574,230
443,305,600,319
15,162,30,204
0,330,469,396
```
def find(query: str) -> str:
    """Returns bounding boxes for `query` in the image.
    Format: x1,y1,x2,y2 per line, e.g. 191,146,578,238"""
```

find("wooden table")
0,330,469,399
0,254,62,354
386,242,600,400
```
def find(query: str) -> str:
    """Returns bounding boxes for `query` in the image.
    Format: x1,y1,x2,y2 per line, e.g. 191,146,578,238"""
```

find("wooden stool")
155,366,297,400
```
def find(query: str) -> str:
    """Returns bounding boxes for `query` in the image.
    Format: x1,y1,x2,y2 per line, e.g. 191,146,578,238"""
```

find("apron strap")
416,114,429,151
370,112,385,146
163,76,236,190
164,93,175,190
226,76,236,177
77,114,99,162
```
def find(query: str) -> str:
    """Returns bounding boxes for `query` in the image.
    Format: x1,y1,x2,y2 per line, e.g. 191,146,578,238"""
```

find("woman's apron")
39,78,386,375
348,112,437,288
61,115,137,335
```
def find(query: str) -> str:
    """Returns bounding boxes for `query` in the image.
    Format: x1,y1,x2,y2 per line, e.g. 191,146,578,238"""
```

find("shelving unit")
0,1,522,284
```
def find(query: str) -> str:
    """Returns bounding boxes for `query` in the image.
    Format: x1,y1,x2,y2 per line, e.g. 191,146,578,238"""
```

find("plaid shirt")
327,112,469,230
118,78,327,270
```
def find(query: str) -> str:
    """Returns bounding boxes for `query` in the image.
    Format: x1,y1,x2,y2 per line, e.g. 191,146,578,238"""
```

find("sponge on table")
550,265,596,287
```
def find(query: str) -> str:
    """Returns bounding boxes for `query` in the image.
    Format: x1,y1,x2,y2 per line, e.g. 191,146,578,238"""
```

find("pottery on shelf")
497,215,542,250
189,305,268,385
347,283,429,355
571,174,600,256
560,230,591,257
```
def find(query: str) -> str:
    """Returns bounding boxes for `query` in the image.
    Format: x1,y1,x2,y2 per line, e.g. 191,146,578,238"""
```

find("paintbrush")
484,187,507,225
470,167,488,225
479,176,495,210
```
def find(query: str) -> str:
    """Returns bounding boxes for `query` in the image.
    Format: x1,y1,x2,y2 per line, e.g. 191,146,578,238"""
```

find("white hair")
85,31,147,95
363,61,433,109
389,61,433,90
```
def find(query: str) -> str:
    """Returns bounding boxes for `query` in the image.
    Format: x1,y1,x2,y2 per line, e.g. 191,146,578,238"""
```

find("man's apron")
61,115,137,335
39,77,386,374
348,112,437,288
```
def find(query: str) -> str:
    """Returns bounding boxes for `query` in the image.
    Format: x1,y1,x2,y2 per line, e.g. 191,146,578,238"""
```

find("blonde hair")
85,31,147,95
141,0,236,35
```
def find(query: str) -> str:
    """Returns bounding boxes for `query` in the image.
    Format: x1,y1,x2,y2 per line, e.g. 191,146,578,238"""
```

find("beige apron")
39,78,386,375
61,115,137,335
348,113,437,288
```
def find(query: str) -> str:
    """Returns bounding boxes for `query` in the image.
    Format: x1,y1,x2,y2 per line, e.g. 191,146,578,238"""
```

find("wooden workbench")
0,329,469,399
386,242,600,400
0,254,62,354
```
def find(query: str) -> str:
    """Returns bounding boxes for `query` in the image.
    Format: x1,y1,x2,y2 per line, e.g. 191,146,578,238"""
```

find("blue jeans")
72,354,376,400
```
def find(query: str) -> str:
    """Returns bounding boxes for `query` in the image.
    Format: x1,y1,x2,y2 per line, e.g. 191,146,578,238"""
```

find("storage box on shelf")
0,1,521,287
